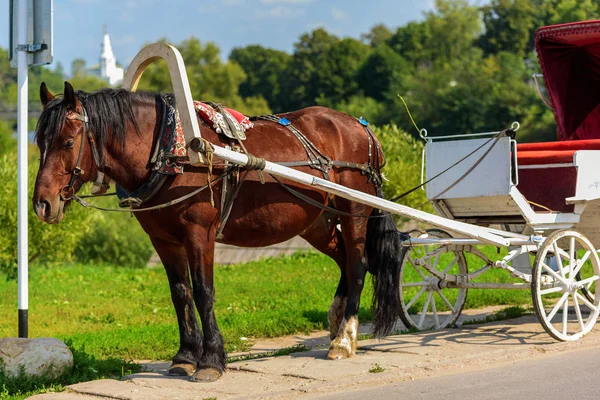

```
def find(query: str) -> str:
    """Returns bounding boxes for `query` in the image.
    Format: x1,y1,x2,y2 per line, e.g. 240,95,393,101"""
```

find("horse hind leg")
327,201,371,360
300,213,348,340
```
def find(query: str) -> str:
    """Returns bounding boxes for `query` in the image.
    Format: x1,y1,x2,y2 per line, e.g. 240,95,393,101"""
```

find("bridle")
59,106,103,201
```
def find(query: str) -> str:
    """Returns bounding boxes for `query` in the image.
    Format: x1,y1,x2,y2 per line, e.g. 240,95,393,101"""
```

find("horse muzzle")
33,197,65,224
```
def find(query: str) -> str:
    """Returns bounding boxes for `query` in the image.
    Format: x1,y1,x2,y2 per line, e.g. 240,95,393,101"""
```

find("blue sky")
1,0,436,72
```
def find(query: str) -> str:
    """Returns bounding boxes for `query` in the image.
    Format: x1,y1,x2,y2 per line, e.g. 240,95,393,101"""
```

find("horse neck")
100,96,159,191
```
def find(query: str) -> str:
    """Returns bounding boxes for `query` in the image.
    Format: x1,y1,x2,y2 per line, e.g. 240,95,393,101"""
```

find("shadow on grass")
0,339,140,399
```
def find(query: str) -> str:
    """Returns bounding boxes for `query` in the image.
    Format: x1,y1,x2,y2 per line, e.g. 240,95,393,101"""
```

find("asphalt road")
316,346,600,400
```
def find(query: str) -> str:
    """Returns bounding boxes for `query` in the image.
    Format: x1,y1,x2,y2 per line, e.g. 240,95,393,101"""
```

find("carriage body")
398,21,600,340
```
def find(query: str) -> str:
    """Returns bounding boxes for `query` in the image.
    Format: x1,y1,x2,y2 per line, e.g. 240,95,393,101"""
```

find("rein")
73,170,231,213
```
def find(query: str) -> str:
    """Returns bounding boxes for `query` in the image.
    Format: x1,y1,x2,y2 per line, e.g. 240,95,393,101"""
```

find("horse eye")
63,140,75,149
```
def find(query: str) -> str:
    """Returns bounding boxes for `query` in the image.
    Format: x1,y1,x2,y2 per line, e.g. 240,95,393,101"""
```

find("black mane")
35,88,153,161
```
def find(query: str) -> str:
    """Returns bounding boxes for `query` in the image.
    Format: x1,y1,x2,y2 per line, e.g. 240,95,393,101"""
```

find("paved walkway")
29,310,600,400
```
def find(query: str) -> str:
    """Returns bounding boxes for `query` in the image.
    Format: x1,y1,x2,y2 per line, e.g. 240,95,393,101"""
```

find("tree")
387,21,433,67
479,0,537,56
282,28,371,110
71,58,87,78
423,0,482,62
357,44,410,102
229,45,291,111
361,24,393,47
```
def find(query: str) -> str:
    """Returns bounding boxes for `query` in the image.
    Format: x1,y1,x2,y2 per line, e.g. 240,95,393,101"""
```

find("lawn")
0,249,532,362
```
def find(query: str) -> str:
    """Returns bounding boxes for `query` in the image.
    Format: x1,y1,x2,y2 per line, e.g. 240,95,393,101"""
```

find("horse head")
33,81,98,224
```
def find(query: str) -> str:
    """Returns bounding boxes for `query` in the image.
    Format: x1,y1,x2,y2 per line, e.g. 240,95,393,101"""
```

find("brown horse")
33,81,404,382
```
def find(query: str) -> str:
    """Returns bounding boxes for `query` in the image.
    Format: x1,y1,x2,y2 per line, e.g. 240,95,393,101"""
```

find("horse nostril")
35,200,51,220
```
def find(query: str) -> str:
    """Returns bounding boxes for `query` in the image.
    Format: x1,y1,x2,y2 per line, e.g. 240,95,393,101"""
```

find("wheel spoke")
572,251,591,278
432,253,441,270
542,263,568,285
431,294,440,329
540,286,564,296
411,262,427,280
575,292,598,312
562,296,569,336
437,291,456,313
417,292,432,329
547,292,569,321
553,242,566,279
577,276,599,287
569,237,575,277
443,256,459,274
573,293,585,331
406,287,427,310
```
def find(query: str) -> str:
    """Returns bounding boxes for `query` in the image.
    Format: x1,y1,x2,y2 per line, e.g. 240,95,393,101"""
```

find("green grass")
368,363,385,373
0,250,531,361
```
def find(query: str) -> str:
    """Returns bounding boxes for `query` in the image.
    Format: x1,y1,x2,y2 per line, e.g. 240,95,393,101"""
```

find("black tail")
366,192,407,338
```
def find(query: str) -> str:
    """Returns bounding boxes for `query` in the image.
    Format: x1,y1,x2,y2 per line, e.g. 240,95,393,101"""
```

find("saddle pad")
153,99,253,175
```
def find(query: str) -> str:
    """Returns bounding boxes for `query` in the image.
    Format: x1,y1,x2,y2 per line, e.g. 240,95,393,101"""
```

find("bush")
74,209,154,268
373,123,432,215
0,152,154,278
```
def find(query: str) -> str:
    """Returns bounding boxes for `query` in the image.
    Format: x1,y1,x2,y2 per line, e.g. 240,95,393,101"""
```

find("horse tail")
366,187,407,338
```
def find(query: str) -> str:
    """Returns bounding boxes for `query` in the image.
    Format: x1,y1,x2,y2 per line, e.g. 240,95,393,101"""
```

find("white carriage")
399,20,600,340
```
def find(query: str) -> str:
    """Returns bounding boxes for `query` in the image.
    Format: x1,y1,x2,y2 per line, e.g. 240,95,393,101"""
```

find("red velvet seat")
513,141,600,213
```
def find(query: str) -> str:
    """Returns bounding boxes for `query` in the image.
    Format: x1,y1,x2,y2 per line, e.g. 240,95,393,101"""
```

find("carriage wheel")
399,229,468,330
532,230,600,341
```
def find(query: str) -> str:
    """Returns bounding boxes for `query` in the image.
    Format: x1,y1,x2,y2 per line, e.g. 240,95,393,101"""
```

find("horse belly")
218,201,321,247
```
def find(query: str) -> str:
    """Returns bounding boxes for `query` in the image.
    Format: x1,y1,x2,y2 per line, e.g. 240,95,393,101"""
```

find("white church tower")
99,25,124,86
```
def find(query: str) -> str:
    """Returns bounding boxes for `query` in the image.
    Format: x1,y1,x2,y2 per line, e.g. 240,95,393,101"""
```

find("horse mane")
36,88,153,162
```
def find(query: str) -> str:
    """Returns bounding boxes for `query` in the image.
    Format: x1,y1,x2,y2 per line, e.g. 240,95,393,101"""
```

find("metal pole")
17,0,29,338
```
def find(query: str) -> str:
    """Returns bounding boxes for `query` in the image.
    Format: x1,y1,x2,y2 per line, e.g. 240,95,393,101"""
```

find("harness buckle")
60,185,75,201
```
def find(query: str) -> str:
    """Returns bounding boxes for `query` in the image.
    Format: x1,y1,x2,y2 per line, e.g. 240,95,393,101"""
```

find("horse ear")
40,82,54,107
63,81,77,109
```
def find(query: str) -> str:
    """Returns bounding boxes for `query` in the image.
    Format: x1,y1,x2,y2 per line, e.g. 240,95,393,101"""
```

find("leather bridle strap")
60,107,102,201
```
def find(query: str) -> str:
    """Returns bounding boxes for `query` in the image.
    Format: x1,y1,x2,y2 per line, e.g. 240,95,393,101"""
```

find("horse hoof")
326,346,352,360
190,367,223,383
167,363,196,376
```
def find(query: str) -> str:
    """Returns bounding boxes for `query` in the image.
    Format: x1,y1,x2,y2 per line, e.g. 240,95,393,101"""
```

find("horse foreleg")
184,229,226,383
151,238,202,376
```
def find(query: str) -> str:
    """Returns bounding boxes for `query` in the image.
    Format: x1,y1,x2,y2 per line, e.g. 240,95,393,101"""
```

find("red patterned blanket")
154,99,253,174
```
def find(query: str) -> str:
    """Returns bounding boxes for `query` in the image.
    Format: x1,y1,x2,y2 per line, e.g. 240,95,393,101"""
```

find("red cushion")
516,138,600,165
517,139,600,152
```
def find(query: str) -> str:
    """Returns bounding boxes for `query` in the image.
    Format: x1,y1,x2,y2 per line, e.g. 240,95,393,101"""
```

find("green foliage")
0,120,16,154
357,44,409,102
281,29,371,110
0,153,153,278
373,124,431,213
230,45,291,112
479,0,537,56
0,340,140,399
74,209,154,268
0,154,94,278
